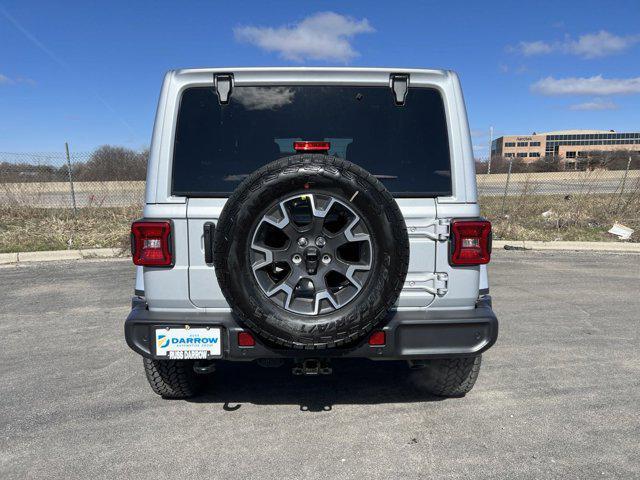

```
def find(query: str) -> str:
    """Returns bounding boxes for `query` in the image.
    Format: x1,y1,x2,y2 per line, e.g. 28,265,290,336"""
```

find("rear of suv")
125,67,498,399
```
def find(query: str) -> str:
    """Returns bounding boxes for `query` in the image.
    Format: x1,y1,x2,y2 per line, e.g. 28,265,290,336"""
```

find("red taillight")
293,141,331,152
131,221,173,267
238,331,255,347
368,331,386,346
450,220,492,266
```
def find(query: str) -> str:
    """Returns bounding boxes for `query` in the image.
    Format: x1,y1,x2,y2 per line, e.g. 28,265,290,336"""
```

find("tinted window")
172,86,451,197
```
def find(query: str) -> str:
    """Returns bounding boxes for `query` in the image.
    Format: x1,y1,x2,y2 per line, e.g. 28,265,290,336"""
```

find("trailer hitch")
292,358,332,376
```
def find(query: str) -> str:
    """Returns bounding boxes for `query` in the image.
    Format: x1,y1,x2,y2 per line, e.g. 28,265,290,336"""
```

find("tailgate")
186,198,440,309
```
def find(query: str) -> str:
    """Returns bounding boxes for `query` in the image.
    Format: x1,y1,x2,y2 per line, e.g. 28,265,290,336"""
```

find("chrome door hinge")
407,219,450,241
404,272,448,296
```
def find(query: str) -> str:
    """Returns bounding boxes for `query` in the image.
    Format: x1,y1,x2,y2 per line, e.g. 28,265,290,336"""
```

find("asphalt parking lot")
1,250,639,479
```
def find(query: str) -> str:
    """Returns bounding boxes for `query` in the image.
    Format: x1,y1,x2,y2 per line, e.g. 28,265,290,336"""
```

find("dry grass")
0,206,140,253
478,166,640,242
1,186,639,253
481,192,640,242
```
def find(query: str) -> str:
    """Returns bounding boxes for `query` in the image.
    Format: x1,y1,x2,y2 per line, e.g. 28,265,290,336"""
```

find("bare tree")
73,146,149,181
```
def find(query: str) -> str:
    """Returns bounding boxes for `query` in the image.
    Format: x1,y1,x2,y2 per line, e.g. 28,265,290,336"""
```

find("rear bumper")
125,297,498,360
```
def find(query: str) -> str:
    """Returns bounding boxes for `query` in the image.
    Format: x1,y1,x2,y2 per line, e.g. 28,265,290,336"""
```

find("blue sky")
0,0,639,155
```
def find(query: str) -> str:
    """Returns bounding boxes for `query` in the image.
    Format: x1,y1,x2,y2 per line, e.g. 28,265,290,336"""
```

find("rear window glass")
172,85,451,197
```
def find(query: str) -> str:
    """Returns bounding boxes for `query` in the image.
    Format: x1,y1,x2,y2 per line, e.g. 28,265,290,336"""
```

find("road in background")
1,251,639,479
1,170,639,207
477,170,639,196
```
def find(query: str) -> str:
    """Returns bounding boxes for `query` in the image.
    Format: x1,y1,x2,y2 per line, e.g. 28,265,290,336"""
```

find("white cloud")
499,63,528,74
517,40,554,56
531,75,640,96
234,12,374,62
0,73,35,85
568,99,618,111
510,30,640,58
566,31,639,58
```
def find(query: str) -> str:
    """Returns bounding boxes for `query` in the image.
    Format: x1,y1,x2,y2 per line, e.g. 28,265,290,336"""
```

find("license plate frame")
153,326,222,360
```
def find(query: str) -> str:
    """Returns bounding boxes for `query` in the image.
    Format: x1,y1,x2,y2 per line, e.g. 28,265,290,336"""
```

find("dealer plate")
154,327,222,360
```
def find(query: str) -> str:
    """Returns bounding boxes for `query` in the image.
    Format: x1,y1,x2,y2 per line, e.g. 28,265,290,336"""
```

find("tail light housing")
131,220,173,267
449,220,492,266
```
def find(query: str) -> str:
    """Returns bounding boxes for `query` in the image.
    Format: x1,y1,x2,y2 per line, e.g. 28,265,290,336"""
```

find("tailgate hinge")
404,272,449,296
390,73,409,106
407,219,450,241
214,73,234,104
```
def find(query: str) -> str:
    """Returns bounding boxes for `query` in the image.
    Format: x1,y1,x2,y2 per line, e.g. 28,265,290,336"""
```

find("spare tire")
213,154,409,349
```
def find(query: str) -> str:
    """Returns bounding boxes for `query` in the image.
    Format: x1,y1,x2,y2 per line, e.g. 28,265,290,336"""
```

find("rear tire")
410,355,482,397
143,358,204,399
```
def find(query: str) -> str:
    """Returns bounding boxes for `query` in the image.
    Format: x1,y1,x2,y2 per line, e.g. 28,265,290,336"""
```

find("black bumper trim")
125,298,498,360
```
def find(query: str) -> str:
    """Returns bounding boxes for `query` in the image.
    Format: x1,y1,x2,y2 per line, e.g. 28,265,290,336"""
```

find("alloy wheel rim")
249,193,373,316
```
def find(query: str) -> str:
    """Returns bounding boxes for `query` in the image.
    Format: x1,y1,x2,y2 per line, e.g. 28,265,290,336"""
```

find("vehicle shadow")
188,359,443,411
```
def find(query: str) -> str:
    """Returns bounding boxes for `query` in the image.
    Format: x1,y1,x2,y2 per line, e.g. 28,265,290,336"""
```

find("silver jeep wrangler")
125,67,498,399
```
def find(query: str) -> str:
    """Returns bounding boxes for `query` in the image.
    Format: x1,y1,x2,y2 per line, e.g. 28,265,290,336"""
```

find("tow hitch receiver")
193,360,216,375
292,358,332,376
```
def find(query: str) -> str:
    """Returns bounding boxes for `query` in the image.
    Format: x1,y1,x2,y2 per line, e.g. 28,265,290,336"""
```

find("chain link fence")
0,149,146,208
0,148,145,253
476,154,639,243
1,148,639,253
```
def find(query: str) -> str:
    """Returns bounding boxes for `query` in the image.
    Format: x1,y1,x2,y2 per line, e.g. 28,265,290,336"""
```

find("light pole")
487,126,494,175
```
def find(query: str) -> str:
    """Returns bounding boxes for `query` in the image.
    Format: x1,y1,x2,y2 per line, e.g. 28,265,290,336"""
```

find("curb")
0,248,125,265
493,240,640,253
